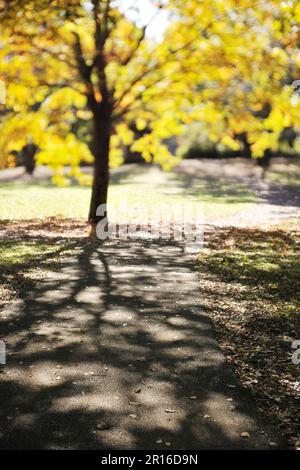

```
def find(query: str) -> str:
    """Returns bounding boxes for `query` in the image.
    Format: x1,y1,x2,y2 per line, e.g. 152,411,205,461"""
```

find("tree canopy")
1,0,300,218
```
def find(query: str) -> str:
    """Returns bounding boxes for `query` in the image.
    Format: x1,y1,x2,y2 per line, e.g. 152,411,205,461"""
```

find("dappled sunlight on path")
0,238,284,449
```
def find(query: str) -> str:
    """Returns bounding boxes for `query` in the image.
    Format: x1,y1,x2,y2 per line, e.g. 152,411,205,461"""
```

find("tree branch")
120,7,162,67
92,0,112,105
73,32,97,111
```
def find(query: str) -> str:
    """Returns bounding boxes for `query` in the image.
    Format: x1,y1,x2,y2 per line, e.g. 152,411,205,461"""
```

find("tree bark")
258,148,272,180
23,143,37,175
234,132,252,159
88,108,112,225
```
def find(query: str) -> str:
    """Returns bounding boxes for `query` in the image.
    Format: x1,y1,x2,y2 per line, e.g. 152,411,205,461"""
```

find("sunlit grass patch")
0,236,78,310
0,240,61,266
198,228,300,314
267,171,300,186
266,160,300,187
0,165,256,221
0,183,91,219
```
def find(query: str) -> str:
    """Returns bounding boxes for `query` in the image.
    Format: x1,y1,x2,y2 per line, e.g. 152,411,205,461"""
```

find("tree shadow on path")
0,237,285,449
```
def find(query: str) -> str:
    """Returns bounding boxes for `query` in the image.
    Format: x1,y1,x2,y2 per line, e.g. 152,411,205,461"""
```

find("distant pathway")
174,159,300,228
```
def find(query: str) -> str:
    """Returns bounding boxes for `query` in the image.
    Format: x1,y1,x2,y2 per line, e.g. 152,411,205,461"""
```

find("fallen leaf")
96,421,111,431
269,441,278,447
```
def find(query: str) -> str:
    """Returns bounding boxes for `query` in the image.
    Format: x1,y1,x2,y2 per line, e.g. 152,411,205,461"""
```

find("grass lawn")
198,226,300,448
0,236,78,313
0,183,91,219
266,159,300,186
0,166,256,221
0,239,61,266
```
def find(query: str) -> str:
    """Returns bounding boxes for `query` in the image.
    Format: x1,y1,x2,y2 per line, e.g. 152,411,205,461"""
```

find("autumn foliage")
1,0,300,219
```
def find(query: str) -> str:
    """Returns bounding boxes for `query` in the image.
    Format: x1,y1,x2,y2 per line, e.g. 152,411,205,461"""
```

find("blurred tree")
0,0,183,223
21,143,38,175
1,0,300,222
168,0,300,167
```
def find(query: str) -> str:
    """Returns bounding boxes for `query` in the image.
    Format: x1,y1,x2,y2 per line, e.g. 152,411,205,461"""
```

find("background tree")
168,0,300,167
1,0,300,222
0,0,185,223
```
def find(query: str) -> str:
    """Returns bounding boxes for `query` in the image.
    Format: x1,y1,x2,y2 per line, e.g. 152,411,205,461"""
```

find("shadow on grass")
168,172,257,204
201,227,300,303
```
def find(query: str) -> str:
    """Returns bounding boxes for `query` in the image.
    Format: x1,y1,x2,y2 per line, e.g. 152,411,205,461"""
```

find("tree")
168,0,300,165
1,0,183,224
1,0,300,223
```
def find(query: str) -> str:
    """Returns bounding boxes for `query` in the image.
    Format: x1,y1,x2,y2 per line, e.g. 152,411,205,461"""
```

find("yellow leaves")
199,103,221,125
7,83,33,110
294,2,300,22
270,46,286,62
221,135,240,151
1,0,300,182
52,168,91,187
264,108,291,132
52,173,70,187
136,118,147,131
151,113,183,139
131,134,178,169
167,1,300,162
76,109,93,120
5,154,16,169
116,124,134,146
0,112,47,155
109,131,124,168
109,148,124,169
251,131,279,158
69,165,92,185
32,131,93,185
131,135,154,162
37,133,93,168
42,88,86,111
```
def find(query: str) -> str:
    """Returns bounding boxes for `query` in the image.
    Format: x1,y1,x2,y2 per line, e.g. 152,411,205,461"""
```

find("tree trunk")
23,143,37,175
258,148,272,180
88,110,111,225
241,133,252,160
235,132,252,159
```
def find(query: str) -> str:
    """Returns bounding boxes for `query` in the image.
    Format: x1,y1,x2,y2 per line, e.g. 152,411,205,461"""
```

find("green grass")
266,163,300,187
266,171,300,186
0,238,79,310
0,240,63,267
0,166,256,221
0,183,91,219
198,228,300,318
